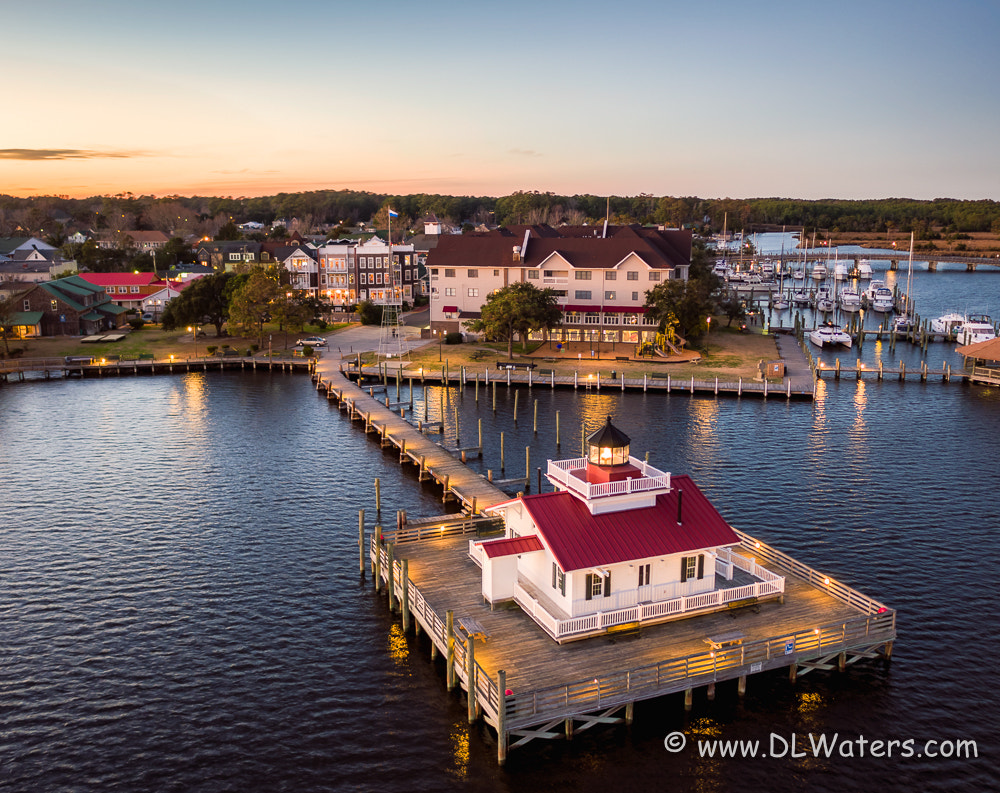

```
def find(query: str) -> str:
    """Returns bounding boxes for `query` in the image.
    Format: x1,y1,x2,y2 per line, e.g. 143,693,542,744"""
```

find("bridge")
716,250,1000,271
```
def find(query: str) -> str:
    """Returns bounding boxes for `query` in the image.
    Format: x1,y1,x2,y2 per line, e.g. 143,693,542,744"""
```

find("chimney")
513,245,520,262
676,489,683,525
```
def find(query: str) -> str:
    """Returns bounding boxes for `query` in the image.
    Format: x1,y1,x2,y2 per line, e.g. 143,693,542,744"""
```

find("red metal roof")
442,305,459,312
520,475,739,571
481,535,545,558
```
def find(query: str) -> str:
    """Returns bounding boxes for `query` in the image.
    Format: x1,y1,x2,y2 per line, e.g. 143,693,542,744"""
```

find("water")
3,284,999,790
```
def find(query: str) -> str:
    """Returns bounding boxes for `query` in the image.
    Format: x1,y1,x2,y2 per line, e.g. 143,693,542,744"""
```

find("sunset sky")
5,0,999,201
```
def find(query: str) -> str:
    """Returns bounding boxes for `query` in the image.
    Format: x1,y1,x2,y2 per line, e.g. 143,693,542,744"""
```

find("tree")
464,282,562,359
0,287,19,357
271,289,313,348
644,279,715,342
228,268,280,346
161,272,235,336
215,221,241,241
355,300,382,325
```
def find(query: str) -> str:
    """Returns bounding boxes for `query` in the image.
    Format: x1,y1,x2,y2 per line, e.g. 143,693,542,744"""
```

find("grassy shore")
814,230,1000,257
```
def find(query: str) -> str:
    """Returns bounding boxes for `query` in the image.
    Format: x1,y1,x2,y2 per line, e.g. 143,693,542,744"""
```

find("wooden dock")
0,356,314,383
370,521,895,764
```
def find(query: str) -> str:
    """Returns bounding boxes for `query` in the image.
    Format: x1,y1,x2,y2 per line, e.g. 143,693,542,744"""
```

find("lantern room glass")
589,439,629,466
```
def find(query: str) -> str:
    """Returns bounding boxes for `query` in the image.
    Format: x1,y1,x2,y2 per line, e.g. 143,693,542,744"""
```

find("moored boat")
955,314,996,345
931,312,965,335
809,322,852,348
839,287,861,312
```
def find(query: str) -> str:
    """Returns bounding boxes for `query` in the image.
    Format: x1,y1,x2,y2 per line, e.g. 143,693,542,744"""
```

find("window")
605,271,616,280
118,286,128,294
574,271,592,280
23,299,30,311
680,555,704,583
632,291,639,301
467,269,478,278
444,269,455,278
575,290,591,300
626,271,639,281
649,272,661,281
431,268,439,275
605,291,615,301
585,572,611,600
551,563,566,595
603,313,619,325
228,253,241,261
50,299,58,312
361,273,368,285
404,269,411,281
467,288,479,297
564,312,581,324
493,269,500,277
376,273,383,284
527,270,539,279
623,314,639,325
584,312,600,324
445,287,456,296
638,563,651,587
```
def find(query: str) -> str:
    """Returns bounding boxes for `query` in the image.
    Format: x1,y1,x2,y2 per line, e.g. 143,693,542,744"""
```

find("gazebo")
956,337,1000,387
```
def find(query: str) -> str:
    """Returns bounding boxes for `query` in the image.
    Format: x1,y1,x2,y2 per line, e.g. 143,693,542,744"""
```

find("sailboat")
893,234,916,333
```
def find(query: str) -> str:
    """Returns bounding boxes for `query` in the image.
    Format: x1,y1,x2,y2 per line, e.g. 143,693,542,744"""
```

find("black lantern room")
587,416,631,468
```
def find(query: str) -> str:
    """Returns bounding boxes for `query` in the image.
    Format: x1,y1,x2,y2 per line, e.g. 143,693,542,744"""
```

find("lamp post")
187,325,199,358
436,329,443,361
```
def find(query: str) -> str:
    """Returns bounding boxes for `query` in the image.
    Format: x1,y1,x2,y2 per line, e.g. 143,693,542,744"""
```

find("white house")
474,417,785,642
141,283,185,320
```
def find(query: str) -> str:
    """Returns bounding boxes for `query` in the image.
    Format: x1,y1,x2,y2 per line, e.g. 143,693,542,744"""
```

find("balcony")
546,456,670,500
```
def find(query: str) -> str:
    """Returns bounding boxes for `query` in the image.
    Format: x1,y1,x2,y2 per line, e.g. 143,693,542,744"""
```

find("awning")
458,311,481,319
562,304,648,313
442,305,459,313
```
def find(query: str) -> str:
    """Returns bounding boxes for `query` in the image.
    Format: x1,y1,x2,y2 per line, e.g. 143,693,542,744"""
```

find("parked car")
298,336,328,347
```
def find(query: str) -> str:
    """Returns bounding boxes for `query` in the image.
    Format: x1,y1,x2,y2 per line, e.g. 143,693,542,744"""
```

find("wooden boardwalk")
0,356,313,383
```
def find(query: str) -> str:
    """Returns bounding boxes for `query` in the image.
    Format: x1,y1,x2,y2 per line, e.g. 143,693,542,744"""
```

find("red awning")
562,304,647,313
442,305,458,312
481,535,545,559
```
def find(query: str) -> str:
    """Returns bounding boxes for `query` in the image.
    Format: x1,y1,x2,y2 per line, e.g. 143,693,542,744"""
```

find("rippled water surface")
3,325,999,791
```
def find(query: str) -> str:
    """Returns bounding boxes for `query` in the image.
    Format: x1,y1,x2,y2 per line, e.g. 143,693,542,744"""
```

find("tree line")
4,191,999,245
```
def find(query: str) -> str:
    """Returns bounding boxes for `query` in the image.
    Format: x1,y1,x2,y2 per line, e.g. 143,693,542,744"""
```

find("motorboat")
772,294,790,311
792,268,805,280
809,322,853,348
871,287,894,313
811,262,828,280
864,279,887,303
839,287,861,312
815,285,835,313
955,314,996,345
931,312,965,336
858,260,873,279
893,314,915,333
834,261,849,280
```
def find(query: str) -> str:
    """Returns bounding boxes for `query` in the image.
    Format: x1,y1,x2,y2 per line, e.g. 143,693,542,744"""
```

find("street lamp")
436,329,443,361
187,325,199,358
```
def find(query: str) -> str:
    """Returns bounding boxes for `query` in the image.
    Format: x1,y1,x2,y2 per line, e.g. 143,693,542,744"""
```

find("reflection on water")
448,723,470,779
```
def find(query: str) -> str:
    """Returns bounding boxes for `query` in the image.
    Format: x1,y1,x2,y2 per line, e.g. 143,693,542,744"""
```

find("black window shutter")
680,557,688,583
604,572,612,597
585,573,593,600
552,562,557,589
697,554,705,580
559,571,566,596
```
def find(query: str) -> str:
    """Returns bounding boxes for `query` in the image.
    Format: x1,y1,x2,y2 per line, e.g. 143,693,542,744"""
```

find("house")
78,272,165,311
276,244,319,295
315,240,355,307
96,230,169,252
4,311,43,338
0,237,56,260
17,275,128,336
426,224,692,349
352,236,418,305
141,282,187,320
474,417,784,642
0,247,77,283
196,240,268,271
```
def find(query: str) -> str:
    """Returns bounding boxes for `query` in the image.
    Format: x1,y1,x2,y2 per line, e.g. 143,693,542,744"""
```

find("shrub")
251,343,260,352
315,319,328,331
128,319,145,330
445,331,464,345
302,345,314,356
206,345,218,355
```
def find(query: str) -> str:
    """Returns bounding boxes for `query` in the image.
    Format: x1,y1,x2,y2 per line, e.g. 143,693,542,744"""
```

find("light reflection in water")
386,623,409,667
448,723,470,779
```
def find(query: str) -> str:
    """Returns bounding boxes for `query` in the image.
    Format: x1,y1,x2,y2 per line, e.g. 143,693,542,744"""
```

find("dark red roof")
442,305,458,312
481,535,545,558
521,474,738,571
563,304,648,313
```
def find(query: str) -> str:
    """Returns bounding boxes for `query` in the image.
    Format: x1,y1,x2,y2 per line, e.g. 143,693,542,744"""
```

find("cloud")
0,148,144,161
508,148,542,157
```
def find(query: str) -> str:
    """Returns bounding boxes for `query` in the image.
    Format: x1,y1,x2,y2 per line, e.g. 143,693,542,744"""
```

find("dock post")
878,360,883,380
358,509,365,576
514,390,518,423
900,361,906,381
574,370,578,389
492,381,497,412
789,664,797,684
667,374,671,392
525,447,530,492
467,637,477,723
643,373,647,392
475,372,479,403
500,432,505,471
556,411,560,446
835,358,841,379
707,682,716,701
738,377,742,396
386,542,396,612
375,478,381,514
401,559,410,633
419,455,426,481
625,702,634,725
497,670,508,766
446,611,456,690
537,467,542,493
400,438,406,464
838,651,846,672
478,419,482,453
737,675,747,697
442,475,450,503
857,359,862,381
565,719,574,740
374,525,383,589
684,688,693,711
533,399,538,434
945,363,951,382
471,496,477,516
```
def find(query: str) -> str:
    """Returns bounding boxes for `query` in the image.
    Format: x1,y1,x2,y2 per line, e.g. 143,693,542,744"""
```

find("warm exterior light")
587,416,630,467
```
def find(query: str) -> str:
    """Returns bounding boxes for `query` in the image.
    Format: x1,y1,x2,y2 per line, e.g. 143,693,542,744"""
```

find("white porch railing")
513,573,785,641
546,456,670,500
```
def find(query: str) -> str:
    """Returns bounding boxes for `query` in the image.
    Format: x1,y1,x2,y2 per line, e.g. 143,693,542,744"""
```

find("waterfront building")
78,272,165,312
17,275,127,336
477,418,783,640
426,225,691,351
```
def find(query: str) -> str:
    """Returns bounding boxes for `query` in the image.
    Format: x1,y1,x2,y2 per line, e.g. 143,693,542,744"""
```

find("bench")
496,361,536,371
615,356,630,362
726,596,760,614
138,353,154,361
606,621,641,639
704,630,746,650
457,616,489,642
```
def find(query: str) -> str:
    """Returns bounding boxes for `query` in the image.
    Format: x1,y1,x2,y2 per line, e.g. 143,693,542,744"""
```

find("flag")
388,208,399,219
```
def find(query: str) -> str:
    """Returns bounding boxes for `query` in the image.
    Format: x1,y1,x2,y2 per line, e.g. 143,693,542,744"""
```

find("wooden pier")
0,356,314,383
369,520,895,765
